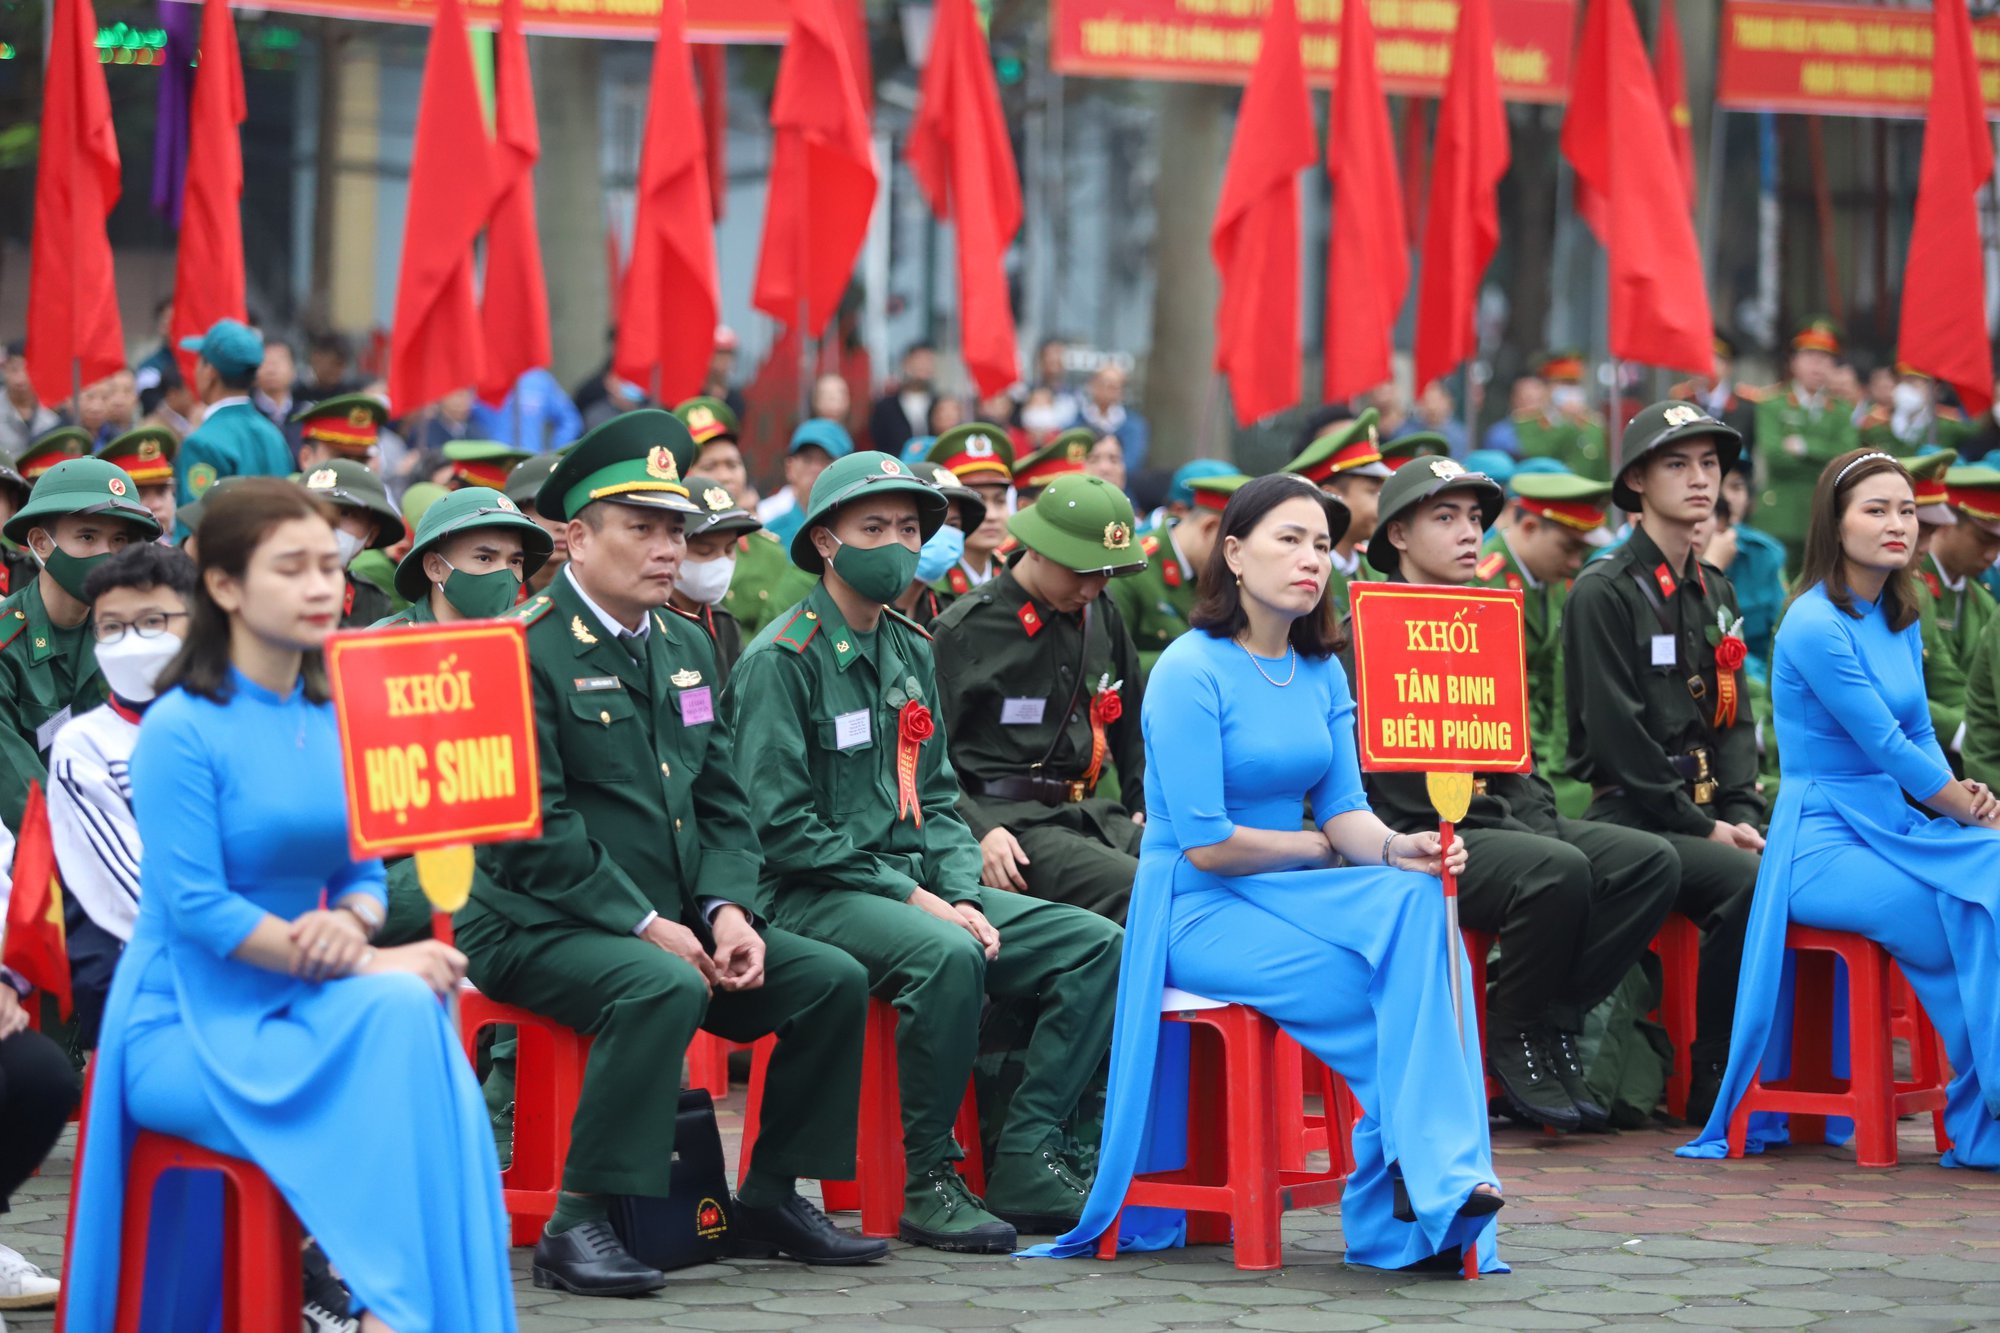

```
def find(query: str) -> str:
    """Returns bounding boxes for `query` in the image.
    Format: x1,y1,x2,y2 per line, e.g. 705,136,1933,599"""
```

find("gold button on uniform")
660,762,671,776
674,818,683,831
599,710,611,724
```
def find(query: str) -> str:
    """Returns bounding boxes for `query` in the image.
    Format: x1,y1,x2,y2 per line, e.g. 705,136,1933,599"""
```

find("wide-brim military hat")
98,426,178,485
684,473,764,539
294,392,389,457
792,451,948,574
927,423,1015,486
1007,472,1148,577
1014,429,1095,493
1380,430,1451,471
1611,401,1743,512
444,441,532,490
4,456,163,547
1945,465,2000,538
504,449,565,510
1908,450,1957,527
912,460,988,533
16,428,93,483
299,458,404,549
394,485,555,602
538,410,704,523
675,396,740,446
1365,456,1505,574
1792,316,1843,356
1510,469,1616,548
1284,409,1390,484
1536,349,1588,383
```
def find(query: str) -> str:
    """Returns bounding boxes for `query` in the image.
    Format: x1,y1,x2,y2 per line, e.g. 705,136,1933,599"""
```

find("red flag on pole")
1210,0,1316,425
477,0,551,406
1324,0,1409,403
2,785,71,1019
1400,102,1428,250
751,0,878,337
838,0,874,120
695,43,728,223
1561,0,1713,373
614,0,721,403
169,0,247,385
27,0,125,410
907,0,1024,398
1655,0,1697,210
1414,0,1509,393
1899,0,1995,417
389,0,500,416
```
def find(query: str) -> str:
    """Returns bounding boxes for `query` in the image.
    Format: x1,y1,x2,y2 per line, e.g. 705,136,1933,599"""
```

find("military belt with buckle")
976,774,1092,806
1667,747,1717,805
1471,778,1489,797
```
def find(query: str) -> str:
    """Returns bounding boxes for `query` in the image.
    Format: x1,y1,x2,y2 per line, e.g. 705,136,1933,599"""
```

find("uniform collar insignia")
571,615,599,646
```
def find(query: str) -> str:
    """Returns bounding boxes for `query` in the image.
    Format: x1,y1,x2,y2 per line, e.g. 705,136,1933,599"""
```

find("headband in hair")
1834,451,1897,489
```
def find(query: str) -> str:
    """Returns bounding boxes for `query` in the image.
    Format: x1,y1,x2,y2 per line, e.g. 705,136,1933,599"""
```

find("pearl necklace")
1237,639,1298,687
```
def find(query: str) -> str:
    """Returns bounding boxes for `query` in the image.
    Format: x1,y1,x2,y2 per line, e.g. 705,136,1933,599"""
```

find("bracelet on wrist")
336,902,383,940
1381,831,1399,868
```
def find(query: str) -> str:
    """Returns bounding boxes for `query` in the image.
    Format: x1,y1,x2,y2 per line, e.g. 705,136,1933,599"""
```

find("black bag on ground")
608,1089,735,1271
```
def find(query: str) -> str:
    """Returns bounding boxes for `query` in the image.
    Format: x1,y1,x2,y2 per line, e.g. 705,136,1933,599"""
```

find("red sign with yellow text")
1052,0,1579,104
328,621,542,860
1349,583,1531,774
1719,0,2000,119
173,0,788,42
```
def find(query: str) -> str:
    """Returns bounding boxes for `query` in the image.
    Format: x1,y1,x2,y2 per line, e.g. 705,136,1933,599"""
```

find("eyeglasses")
92,610,189,645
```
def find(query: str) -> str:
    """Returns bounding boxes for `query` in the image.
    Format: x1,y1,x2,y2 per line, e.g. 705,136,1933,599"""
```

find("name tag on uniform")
678,686,714,727
1000,697,1047,726
1651,634,1677,667
35,706,71,754
833,709,872,750
573,676,622,692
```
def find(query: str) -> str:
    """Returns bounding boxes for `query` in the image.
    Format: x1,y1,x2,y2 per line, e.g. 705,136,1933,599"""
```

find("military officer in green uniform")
1912,466,2000,764
929,473,1149,922
669,474,764,683
925,424,1016,601
457,411,884,1294
1754,318,1859,572
675,396,753,503
900,461,986,624
1361,458,1677,1132
1108,472,1246,674
174,319,294,511
96,425,180,539
1472,470,1615,818
1284,410,1391,610
292,392,390,470
1011,428,1093,506
442,440,532,491
1563,401,1765,1125
726,451,1121,1251
1514,351,1611,482
0,456,160,829
297,459,402,627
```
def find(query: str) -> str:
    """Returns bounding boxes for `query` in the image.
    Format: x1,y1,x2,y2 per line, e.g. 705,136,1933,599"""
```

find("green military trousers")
455,907,869,1197
975,797,1143,923
771,885,1121,1175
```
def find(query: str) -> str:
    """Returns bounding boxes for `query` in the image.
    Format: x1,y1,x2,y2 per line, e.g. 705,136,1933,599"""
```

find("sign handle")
1440,818,1464,1043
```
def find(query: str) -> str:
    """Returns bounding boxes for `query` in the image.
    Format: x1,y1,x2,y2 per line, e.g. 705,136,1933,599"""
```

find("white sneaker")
0,1241,58,1310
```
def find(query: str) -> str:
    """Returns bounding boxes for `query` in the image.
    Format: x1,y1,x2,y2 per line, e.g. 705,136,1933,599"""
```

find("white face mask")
676,554,736,606
1550,385,1587,412
1892,382,1930,416
95,632,182,704
1021,404,1066,435
333,529,365,568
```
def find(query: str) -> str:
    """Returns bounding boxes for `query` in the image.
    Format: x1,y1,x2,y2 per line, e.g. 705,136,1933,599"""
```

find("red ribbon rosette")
1082,681,1122,786
896,700,934,827
1713,634,1746,728
1714,635,1748,672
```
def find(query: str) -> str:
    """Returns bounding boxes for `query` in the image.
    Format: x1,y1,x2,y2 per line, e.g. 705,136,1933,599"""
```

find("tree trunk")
1142,81,1232,468
534,36,609,389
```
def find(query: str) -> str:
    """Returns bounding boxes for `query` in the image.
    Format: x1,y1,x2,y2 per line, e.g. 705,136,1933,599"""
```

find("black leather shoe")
1685,1059,1727,1128
1547,1030,1611,1131
1488,1025,1581,1133
730,1193,888,1266
530,1220,668,1297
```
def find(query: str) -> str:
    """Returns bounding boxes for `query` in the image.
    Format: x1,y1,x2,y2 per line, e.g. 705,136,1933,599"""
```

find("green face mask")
829,537,922,605
36,537,111,602
439,560,523,620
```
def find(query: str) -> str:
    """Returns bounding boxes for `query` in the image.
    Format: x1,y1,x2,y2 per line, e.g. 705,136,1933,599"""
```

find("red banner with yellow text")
173,0,788,42
1720,0,2000,119
328,621,542,860
1051,0,1578,104
1349,583,1532,774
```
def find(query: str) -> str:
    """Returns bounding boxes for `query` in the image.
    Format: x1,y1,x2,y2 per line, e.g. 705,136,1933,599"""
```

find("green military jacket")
1106,526,1198,676
929,566,1146,839
1753,386,1857,559
725,582,985,907
469,571,761,937
342,571,394,629
1515,413,1610,482
175,400,295,511
1915,553,1995,752
1470,532,1591,815
668,601,745,686
725,528,819,638
0,578,105,830
1856,405,1977,459
1961,609,2000,787
1326,547,1376,616
349,549,409,618
1563,524,1764,835
371,599,438,629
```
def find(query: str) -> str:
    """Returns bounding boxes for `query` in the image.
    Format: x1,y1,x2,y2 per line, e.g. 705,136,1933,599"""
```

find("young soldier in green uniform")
900,461,986,624
174,319,294,508
1563,402,1765,1124
1108,473,1246,674
669,475,763,683
297,459,402,627
507,449,569,594
458,412,883,1294
1912,466,2000,763
1754,318,1859,572
1472,471,1615,818
727,451,1121,1251
929,472,1149,923
1514,351,1611,482
96,425,179,539
1361,459,1678,1132
292,393,390,470
374,485,552,628
1283,411,1391,610
925,424,1015,602
0,457,160,829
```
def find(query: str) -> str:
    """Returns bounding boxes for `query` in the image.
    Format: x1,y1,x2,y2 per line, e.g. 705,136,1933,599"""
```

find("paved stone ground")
11,1104,2000,1331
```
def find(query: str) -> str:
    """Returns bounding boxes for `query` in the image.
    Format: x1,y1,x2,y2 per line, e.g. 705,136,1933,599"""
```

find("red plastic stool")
1093,990,1349,1272
1726,925,1951,1167
737,998,984,1238
113,1133,304,1332
1462,929,1496,1100
1272,1031,1357,1175
687,1031,733,1099
1890,966,1955,1152
458,984,591,1246
1649,913,1701,1119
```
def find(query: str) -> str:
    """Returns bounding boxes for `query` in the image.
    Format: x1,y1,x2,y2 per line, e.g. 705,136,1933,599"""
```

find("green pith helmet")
504,449,565,510
537,410,703,523
3,456,163,547
299,459,403,549
401,481,450,529
911,460,989,533
684,473,763,539
674,397,740,446
393,485,555,602
1006,472,1148,577
791,451,948,574
172,474,248,539
1613,401,1744,513
1366,456,1505,574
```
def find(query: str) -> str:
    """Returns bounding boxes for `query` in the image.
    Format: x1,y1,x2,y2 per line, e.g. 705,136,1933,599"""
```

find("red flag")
389,0,500,416
615,0,722,404
1324,0,1409,403
1400,101,1428,249
1561,0,1713,373
477,0,551,406
695,43,728,223
1414,0,1510,393
838,0,874,119
27,0,124,410
3,785,70,1019
169,0,247,386
907,0,1023,397
1655,0,1697,210
751,0,879,338
1210,0,1316,425
1899,0,1995,416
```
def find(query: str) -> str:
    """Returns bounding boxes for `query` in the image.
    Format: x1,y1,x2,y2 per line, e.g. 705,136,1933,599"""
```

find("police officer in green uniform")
1360,458,1677,1132
297,459,402,627
1563,402,1765,1124
675,397,752,502
925,424,1016,602
1380,429,1451,472
1913,466,2000,764
1011,429,1093,506
668,475,764,683
1953,468,2000,785
457,411,884,1294
174,319,294,510
726,451,1121,1251
1472,471,1616,818
1108,473,1247,675
442,440,532,491
293,392,391,470
1856,365,1979,460
929,473,1149,923
900,461,986,624
1515,351,1612,482
1284,411,1391,611
1754,318,1859,573
0,456,160,829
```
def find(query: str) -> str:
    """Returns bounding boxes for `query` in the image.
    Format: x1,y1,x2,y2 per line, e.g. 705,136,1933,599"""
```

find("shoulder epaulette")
1860,405,1891,427
1921,568,1943,600
1140,534,1160,557
883,607,933,640
1737,383,1776,404
0,605,26,653
946,566,970,595
1474,552,1506,583
772,606,822,654
754,529,782,543
510,593,556,628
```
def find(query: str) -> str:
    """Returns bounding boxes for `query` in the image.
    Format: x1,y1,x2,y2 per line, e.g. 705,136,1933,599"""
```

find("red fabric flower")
1715,636,1748,672
1092,688,1124,725
900,701,936,743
